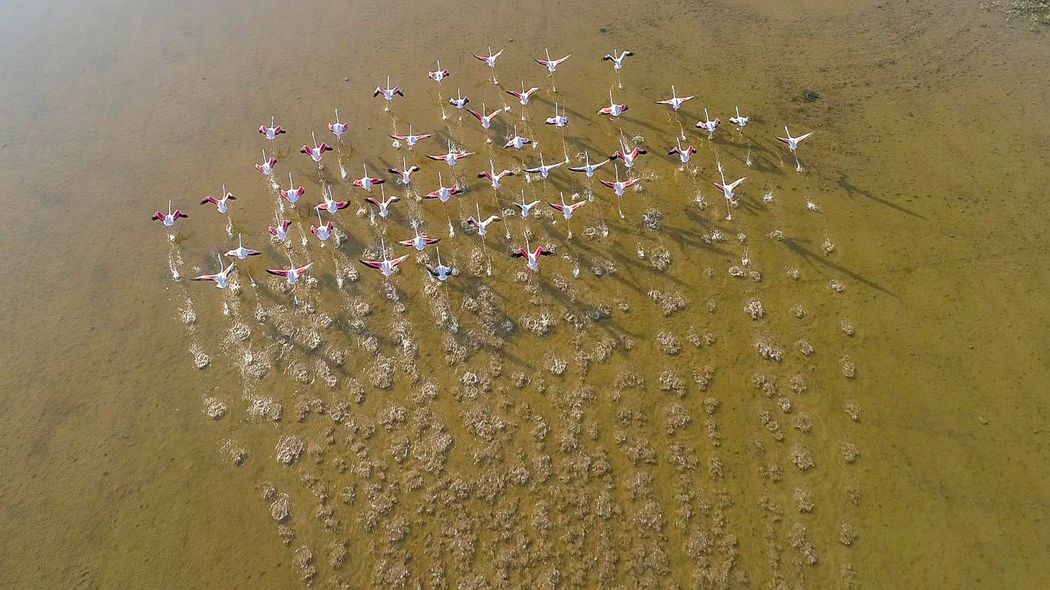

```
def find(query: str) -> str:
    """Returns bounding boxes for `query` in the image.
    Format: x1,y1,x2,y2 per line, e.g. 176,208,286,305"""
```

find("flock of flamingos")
151,47,815,289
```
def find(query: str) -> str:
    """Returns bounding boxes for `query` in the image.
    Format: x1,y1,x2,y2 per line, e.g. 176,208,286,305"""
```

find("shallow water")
1,0,1049,587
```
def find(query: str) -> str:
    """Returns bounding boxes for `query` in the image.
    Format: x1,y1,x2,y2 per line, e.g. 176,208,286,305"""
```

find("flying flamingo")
151,199,188,228
610,138,647,170
389,125,432,149
669,139,697,168
730,107,752,167
478,160,516,190
514,189,541,219
316,185,349,214
426,248,456,282
328,109,348,139
599,166,641,219
427,60,449,82
359,238,410,278
472,46,504,84
549,192,587,239
268,214,292,242
544,102,569,127
373,76,404,111
511,234,554,273
776,126,815,172
255,150,277,176
568,151,610,178
427,140,474,169
696,108,720,136
467,203,501,273
309,209,334,243
388,158,421,186
656,85,695,111
258,116,285,141
525,153,565,180
352,165,385,191
603,49,633,88
398,222,440,251
598,90,629,118
300,132,332,164
714,161,746,221
423,172,463,236
506,82,540,120
192,254,236,289
280,173,304,205
365,186,400,220
200,185,236,214
466,103,502,131
534,49,570,92
449,89,470,109
503,125,531,150
266,254,313,285
226,234,262,260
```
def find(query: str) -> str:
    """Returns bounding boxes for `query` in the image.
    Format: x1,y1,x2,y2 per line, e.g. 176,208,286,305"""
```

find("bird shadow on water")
782,236,897,298
834,172,927,220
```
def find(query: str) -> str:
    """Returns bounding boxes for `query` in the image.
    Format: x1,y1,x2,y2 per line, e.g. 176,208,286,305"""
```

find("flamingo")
280,173,304,205
309,209,334,243
610,138,647,169
192,254,236,289
656,85,695,111
266,254,313,285
549,192,587,239
466,203,501,238
472,46,504,84
388,158,421,186
534,48,570,91
426,248,456,282
776,126,815,172
603,49,633,71
449,89,470,109
466,103,502,130
365,186,400,219
352,165,385,191
359,238,410,278
200,185,236,214
225,234,262,260
599,166,640,218
268,214,292,242
427,140,474,168
427,60,450,82
514,189,541,219
258,116,285,140
478,160,516,190
373,76,404,110
524,153,565,180
568,151,610,178
506,82,540,120
544,102,569,127
389,125,432,149
328,109,349,139
398,223,440,251
151,199,188,228
300,132,332,164
729,107,749,129
598,90,629,118
696,108,720,136
255,150,277,176
511,234,554,272
423,172,463,236
503,125,531,150
669,139,697,166
316,186,349,213
714,162,746,221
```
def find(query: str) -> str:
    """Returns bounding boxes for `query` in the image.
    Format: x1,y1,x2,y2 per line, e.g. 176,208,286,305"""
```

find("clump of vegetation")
985,0,1050,24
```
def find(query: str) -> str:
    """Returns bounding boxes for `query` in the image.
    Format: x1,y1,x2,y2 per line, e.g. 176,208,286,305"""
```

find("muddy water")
1,0,1049,587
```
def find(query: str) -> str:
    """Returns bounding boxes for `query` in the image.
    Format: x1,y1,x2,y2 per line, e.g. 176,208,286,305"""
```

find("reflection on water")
1,0,1049,587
